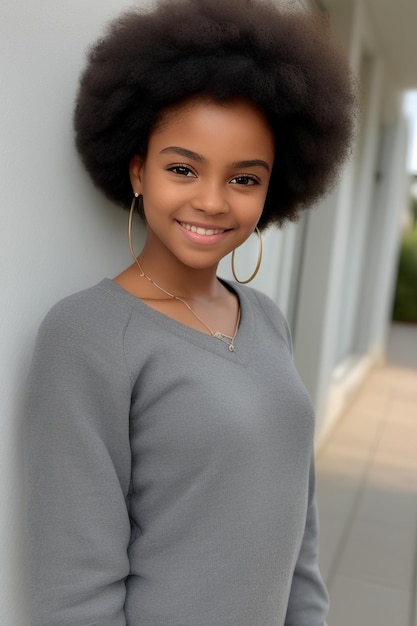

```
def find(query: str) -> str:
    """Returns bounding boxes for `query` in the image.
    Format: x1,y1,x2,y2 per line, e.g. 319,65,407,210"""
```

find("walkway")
316,324,417,626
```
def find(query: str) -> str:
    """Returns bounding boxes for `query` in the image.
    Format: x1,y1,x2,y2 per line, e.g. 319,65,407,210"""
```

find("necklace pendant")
213,330,235,351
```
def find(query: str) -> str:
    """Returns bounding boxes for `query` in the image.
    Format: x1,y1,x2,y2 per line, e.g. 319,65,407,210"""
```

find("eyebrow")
231,159,270,173
160,146,205,162
160,146,270,172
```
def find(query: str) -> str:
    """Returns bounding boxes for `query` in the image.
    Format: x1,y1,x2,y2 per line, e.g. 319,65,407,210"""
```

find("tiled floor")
316,324,417,626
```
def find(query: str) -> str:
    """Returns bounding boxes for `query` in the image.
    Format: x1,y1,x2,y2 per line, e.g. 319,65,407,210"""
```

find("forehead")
149,98,275,161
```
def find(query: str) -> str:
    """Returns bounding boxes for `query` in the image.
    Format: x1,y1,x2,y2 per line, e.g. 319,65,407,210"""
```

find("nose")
191,179,228,215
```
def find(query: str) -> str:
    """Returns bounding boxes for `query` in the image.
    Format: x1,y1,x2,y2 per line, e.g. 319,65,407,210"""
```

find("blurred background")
1,0,416,623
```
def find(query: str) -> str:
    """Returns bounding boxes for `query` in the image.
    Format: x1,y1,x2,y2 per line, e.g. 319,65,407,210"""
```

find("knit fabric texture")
25,278,328,625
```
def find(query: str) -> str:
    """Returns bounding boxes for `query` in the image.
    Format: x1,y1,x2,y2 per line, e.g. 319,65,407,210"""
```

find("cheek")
141,190,182,236
235,190,268,224
141,181,172,214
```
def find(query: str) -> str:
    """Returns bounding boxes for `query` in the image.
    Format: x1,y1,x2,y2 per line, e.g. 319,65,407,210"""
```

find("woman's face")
130,98,275,271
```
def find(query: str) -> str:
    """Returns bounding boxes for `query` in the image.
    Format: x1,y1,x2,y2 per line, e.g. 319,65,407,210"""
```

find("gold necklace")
134,257,240,352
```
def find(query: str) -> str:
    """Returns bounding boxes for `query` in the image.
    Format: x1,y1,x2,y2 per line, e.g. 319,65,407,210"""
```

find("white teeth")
180,222,225,236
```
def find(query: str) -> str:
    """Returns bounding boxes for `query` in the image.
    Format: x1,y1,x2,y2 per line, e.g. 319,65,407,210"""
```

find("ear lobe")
129,155,144,193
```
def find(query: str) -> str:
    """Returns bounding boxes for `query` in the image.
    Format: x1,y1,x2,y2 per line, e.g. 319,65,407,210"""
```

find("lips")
178,221,228,236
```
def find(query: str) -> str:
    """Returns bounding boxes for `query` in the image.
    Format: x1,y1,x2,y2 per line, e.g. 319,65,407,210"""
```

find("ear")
129,155,144,194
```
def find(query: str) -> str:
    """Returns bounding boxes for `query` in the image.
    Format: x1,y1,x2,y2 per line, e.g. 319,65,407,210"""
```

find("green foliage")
392,228,417,322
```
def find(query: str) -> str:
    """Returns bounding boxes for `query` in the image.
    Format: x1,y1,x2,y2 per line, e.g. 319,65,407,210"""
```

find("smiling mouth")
178,222,228,236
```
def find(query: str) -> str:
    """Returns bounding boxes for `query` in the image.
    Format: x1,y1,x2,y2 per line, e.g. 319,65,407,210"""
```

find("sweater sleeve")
24,294,133,626
284,457,329,626
247,287,329,624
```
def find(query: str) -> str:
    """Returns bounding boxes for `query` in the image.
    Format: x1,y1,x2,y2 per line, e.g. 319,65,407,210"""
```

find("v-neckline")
99,278,255,363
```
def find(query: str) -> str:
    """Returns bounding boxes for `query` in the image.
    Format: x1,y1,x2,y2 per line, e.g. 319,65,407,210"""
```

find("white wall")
293,0,409,442
218,221,302,319
404,90,417,172
1,2,149,622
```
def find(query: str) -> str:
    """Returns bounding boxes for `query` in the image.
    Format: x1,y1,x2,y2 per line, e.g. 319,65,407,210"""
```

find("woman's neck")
137,241,224,302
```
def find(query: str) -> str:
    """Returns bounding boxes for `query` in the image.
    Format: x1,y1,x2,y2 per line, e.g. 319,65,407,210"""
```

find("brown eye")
169,165,195,177
230,175,259,186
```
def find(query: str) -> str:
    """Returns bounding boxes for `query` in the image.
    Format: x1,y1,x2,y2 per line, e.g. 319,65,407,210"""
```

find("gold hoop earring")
128,193,141,264
231,227,263,284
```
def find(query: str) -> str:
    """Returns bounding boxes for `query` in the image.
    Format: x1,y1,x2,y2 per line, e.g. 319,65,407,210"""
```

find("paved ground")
387,322,417,370
316,323,417,626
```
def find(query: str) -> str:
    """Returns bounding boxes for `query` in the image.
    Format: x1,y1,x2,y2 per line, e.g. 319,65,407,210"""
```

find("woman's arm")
284,457,329,626
24,293,133,626
251,288,329,624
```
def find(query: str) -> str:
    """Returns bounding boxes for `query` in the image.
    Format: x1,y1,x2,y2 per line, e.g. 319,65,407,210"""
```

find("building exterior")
221,0,415,444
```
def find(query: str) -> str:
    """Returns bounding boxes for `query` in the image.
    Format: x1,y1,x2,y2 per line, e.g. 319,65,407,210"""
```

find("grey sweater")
25,278,328,626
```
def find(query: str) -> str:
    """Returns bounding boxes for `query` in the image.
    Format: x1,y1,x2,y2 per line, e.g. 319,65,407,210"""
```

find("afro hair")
74,0,356,229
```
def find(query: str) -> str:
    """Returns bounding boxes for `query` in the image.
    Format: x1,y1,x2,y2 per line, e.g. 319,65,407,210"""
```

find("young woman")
25,1,356,624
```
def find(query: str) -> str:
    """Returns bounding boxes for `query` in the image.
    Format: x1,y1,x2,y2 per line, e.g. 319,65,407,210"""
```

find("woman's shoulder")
231,281,287,322
37,278,137,349
232,281,293,352
46,276,135,314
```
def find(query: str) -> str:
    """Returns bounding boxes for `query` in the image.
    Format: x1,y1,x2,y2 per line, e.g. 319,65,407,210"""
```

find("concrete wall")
1,2,150,622
293,0,409,441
